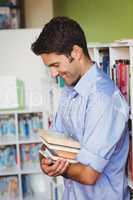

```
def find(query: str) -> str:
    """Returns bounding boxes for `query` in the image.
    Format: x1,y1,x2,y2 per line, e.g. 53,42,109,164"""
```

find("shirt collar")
74,63,99,96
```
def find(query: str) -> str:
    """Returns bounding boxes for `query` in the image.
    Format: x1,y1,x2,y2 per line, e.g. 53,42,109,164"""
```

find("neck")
80,56,93,77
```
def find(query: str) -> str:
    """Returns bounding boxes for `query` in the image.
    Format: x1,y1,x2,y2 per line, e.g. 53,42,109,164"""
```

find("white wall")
0,28,48,109
24,0,53,28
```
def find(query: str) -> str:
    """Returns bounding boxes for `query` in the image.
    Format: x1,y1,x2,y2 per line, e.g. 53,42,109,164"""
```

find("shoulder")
89,70,129,113
88,74,115,108
96,71,116,98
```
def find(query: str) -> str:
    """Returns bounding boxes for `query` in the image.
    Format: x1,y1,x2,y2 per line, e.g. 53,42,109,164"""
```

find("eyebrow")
48,62,60,67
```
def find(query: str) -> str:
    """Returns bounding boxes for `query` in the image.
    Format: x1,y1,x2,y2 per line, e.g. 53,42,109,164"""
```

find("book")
39,129,80,152
0,7,10,29
38,129,80,163
111,60,130,102
39,148,78,164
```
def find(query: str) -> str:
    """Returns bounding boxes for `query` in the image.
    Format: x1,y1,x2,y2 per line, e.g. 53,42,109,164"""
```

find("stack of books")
39,129,80,163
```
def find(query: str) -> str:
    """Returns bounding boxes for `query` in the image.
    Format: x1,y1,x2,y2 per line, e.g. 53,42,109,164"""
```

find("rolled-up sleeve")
77,91,129,173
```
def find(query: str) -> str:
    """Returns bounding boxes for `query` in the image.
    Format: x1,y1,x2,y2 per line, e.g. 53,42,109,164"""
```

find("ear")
71,45,82,60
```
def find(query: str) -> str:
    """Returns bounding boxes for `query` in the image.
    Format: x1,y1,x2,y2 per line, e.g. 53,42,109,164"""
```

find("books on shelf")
0,0,17,7
111,59,130,102
0,6,19,29
0,175,19,199
18,112,43,140
0,6,10,29
39,129,80,163
20,143,41,169
0,145,17,172
128,136,133,184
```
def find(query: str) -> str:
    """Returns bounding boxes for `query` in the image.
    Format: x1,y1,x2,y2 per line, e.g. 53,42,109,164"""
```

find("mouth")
60,73,68,80
62,74,67,79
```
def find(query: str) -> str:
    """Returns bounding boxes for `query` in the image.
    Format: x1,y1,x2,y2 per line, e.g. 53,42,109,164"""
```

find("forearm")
63,162,101,185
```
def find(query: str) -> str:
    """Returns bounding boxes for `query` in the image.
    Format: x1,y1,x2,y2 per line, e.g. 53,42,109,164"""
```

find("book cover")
40,136,80,153
39,129,80,150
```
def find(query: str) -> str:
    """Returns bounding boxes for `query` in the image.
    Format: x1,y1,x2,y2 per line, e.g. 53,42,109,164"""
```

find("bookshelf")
0,0,25,29
0,109,64,200
88,41,133,190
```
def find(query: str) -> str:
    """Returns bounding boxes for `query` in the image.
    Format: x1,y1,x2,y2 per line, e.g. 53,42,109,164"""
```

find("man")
31,16,130,200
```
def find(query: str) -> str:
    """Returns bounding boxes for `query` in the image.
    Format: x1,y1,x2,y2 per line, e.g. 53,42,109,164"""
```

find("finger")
54,159,68,175
41,144,46,151
60,161,69,175
39,151,45,160
40,157,53,165
46,159,62,175
40,157,53,174
40,159,58,174
40,163,47,174
53,160,69,176
48,159,68,176
39,151,47,164
40,159,55,173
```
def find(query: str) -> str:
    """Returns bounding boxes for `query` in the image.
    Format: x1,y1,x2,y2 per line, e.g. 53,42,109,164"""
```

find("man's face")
41,52,81,86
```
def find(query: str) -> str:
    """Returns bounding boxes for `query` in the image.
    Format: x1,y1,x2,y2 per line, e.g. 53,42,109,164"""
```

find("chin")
65,82,72,86
63,79,71,86
65,82,77,87
71,78,80,86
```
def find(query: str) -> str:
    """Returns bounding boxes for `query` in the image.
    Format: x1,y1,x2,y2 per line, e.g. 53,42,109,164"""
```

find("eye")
53,63,60,68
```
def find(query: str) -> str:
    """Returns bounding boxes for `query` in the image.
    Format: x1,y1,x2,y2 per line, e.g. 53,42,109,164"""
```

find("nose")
51,67,59,78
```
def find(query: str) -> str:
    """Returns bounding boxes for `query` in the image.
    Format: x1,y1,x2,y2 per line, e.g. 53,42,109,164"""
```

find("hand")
40,157,69,177
39,144,70,177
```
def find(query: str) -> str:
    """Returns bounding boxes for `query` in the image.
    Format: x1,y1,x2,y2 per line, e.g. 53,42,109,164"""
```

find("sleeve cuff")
76,148,109,173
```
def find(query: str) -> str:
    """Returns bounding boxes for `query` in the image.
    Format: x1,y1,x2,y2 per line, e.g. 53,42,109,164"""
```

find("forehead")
41,53,67,66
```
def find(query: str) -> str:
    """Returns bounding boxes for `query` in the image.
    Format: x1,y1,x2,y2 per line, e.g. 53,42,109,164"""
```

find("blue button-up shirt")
53,64,130,200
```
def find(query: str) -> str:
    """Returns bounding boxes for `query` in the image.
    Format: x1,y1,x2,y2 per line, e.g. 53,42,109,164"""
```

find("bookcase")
88,41,133,190
0,109,64,200
0,0,25,29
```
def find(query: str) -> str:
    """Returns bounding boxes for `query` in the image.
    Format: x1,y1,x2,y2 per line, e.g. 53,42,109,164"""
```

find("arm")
40,153,101,185
39,144,101,185
63,162,101,185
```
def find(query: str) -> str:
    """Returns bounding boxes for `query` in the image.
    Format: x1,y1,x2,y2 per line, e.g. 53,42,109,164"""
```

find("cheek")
72,69,80,78
62,62,80,78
